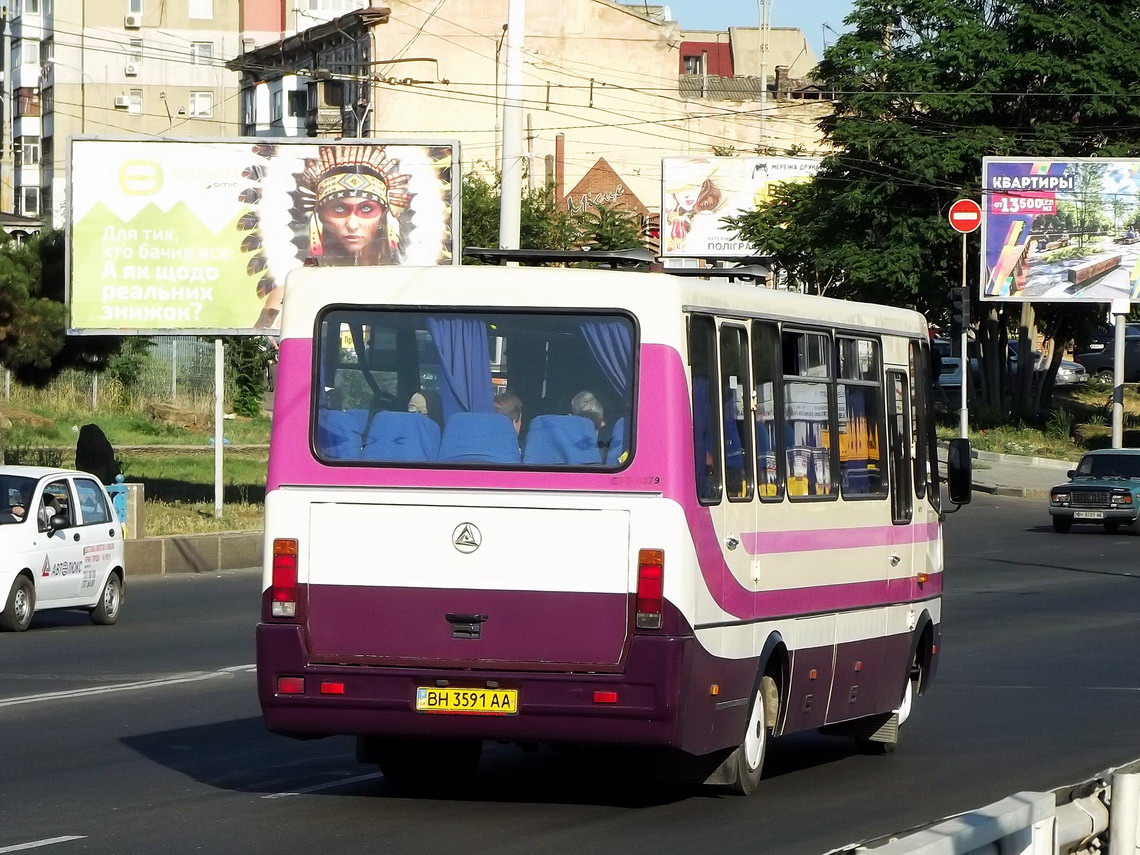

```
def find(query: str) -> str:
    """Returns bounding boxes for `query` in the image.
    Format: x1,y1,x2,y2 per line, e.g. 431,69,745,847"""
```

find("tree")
579,204,644,251
225,336,270,418
726,0,1140,420
0,230,126,461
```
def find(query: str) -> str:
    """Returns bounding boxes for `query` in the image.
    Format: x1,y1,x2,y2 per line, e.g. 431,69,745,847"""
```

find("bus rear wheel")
730,679,772,795
359,736,482,792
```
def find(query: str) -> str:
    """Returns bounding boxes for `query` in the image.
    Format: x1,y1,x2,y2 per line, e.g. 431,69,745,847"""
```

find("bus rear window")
312,309,636,468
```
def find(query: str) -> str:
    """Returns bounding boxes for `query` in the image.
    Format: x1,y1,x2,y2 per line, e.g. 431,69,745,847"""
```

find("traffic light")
948,287,969,330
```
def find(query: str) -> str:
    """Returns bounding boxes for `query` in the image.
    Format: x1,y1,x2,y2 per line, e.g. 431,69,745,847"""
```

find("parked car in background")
1074,335,1140,383
0,466,125,632
1048,449,1140,533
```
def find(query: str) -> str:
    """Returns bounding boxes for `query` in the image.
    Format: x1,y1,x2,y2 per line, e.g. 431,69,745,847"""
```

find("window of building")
690,314,722,505
190,41,213,64
40,184,52,218
783,329,836,499
683,55,702,75
189,90,213,118
21,186,40,218
288,90,307,117
270,90,283,122
14,136,40,168
15,87,41,118
41,136,53,164
128,38,143,63
26,0,41,12
40,38,53,65
751,320,784,500
40,86,52,113
128,88,142,115
836,337,886,498
129,0,143,13
188,0,212,18
240,87,256,131
12,39,25,69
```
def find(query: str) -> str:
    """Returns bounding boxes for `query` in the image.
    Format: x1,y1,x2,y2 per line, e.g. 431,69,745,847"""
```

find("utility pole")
499,0,525,252
757,0,771,152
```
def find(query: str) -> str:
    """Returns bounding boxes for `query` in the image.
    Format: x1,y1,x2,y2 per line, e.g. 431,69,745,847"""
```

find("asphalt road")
2,494,1139,855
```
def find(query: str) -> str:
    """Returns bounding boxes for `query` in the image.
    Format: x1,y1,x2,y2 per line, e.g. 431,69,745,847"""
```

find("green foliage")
224,337,270,418
1045,407,1075,440
725,0,1140,320
460,171,645,259
580,204,644,251
105,338,156,388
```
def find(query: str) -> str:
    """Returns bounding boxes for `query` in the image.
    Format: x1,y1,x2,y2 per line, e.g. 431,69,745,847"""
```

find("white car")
0,466,126,632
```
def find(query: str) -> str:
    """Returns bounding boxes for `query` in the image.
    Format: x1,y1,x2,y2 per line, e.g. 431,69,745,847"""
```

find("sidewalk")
941,444,1073,499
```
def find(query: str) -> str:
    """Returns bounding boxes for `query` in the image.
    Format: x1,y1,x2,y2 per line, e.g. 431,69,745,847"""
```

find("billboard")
661,156,820,258
982,157,1140,302
68,138,459,333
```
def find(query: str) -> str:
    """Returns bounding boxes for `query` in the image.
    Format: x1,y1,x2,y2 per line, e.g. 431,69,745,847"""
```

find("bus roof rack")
664,264,772,284
463,247,655,268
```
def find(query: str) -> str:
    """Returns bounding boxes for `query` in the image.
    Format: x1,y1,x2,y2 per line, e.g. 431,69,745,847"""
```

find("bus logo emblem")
452,523,482,554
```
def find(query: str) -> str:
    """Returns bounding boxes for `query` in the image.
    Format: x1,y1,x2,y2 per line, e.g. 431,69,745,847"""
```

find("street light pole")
499,0,525,253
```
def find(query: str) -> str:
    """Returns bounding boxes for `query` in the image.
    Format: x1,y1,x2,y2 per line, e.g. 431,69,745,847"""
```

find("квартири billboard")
68,137,458,334
982,157,1140,302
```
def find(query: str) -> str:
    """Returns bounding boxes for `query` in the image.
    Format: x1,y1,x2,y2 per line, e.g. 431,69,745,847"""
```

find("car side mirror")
1067,469,1075,479
48,513,67,533
946,438,973,508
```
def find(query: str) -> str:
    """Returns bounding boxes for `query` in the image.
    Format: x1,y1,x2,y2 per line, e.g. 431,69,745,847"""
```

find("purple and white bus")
257,264,971,793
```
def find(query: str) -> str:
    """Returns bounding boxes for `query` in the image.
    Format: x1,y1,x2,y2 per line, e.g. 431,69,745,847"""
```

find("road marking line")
0,837,87,853
0,665,255,709
264,772,383,799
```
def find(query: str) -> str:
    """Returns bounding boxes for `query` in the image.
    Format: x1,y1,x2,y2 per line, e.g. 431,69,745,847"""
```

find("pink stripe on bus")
742,521,941,554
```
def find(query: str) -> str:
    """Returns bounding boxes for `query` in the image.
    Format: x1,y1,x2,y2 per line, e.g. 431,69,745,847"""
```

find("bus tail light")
272,538,299,618
636,549,664,629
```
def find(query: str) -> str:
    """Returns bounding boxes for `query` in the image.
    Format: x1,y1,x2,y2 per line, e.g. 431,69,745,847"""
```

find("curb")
971,448,1075,469
125,531,262,576
972,482,1051,500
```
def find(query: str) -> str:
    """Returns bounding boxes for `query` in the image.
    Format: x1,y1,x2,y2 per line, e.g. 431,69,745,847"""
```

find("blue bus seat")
438,412,521,464
362,411,441,462
605,417,627,465
523,415,602,465
317,408,367,460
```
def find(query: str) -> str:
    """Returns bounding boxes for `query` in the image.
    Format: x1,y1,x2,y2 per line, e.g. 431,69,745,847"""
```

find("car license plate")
415,687,518,715
1073,511,1105,520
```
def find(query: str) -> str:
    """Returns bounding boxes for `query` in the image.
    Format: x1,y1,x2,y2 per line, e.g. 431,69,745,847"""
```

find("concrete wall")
126,531,262,576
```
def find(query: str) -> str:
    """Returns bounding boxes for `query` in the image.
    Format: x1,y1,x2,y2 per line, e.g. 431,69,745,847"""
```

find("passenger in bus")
571,391,605,432
408,392,429,415
493,392,524,434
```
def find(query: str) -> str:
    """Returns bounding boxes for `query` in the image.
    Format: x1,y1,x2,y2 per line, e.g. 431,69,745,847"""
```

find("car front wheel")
1,575,35,632
1052,517,1071,533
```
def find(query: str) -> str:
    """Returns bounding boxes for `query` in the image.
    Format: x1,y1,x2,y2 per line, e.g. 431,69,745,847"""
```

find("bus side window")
690,315,723,505
783,329,837,499
719,324,754,501
751,320,784,501
887,371,914,524
837,337,887,497
910,340,940,507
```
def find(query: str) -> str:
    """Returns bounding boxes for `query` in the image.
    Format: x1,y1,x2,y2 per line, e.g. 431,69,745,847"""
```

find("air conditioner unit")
124,13,142,28
114,95,130,108
124,63,139,76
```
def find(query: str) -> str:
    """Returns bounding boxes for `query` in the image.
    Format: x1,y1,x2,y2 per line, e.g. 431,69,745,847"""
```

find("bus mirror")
946,438,972,506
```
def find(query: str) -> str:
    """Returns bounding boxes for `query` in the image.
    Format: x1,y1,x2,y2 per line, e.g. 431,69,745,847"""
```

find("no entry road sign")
948,198,982,233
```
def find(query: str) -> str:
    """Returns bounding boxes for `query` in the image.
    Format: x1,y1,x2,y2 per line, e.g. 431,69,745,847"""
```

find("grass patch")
120,450,268,505
144,500,264,536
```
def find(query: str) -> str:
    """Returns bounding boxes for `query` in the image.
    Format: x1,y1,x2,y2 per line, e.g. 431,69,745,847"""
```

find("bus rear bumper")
256,623,736,751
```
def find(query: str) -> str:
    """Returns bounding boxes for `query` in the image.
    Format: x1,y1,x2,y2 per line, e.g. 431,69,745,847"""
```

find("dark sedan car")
1049,449,1140,533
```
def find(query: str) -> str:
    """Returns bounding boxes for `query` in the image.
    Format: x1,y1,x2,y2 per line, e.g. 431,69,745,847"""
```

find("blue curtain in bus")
426,316,495,422
580,320,631,397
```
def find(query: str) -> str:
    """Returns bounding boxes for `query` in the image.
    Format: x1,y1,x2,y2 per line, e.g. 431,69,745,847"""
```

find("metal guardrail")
827,758,1140,855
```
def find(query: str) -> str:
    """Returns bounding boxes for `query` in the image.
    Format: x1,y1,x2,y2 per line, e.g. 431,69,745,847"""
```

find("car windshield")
1075,454,1140,479
0,474,37,524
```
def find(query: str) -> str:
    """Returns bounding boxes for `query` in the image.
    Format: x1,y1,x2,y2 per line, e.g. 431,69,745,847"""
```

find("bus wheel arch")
758,634,789,734
910,613,935,696
728,635,787,795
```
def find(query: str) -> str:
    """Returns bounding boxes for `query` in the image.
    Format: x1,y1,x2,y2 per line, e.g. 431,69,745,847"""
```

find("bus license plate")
1073,511,1105,519
415,687,518,715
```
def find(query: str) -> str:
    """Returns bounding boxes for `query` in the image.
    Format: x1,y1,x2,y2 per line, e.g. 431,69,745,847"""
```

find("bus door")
688,317,757,638
885,369,915,604
910,340,942,594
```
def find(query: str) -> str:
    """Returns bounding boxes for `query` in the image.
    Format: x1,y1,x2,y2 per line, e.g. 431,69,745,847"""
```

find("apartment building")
230,0,833,219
